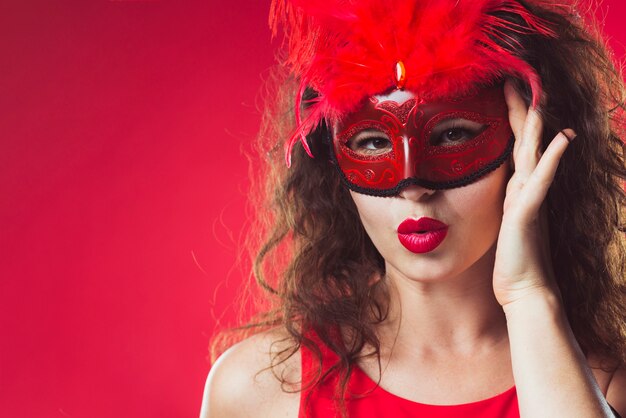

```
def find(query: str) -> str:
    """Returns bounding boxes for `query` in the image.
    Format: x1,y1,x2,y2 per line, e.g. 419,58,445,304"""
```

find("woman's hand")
492,87,618,417
492,80,575,308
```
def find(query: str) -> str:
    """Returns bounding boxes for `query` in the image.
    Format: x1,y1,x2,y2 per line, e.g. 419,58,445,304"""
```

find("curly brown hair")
211,0,626,413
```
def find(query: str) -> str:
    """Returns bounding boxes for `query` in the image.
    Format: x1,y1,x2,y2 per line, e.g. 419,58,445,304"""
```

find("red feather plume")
269,0,557,165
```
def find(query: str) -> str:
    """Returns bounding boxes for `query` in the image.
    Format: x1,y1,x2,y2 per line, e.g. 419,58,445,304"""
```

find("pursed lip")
397,217,448,234
397,217,448,253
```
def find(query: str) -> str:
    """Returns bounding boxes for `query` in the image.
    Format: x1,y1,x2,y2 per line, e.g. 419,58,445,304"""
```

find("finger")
509,106,544,182
520,107,544,166
504,80,527,145
504,80,543,178
515,131,572,222
504,80,528,170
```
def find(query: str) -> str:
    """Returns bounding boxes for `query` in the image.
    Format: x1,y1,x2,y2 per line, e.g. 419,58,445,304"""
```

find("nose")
398,183,436,201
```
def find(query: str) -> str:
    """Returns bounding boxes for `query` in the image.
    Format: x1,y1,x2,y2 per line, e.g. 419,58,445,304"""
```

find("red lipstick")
397,217,448,254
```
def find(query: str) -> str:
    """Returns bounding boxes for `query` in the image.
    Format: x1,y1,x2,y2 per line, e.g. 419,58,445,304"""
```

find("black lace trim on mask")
326,129,514,197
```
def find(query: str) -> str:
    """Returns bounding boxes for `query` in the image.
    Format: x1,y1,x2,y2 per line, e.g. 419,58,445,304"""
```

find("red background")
1,1,624,417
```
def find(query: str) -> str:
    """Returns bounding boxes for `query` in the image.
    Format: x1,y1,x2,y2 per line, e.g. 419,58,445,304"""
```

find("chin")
386,254,461,282
384,239,497,284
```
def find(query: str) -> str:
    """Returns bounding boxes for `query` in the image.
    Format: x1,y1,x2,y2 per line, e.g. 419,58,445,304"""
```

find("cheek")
447,167,508,241
349,192,395,240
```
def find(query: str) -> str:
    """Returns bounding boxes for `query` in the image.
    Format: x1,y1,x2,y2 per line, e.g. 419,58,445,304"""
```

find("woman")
201,0,626,416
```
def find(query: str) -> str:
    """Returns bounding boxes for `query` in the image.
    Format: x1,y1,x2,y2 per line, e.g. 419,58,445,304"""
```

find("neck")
376,245,507,355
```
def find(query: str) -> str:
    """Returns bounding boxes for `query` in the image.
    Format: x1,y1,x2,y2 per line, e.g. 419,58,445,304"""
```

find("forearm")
504,289,614,418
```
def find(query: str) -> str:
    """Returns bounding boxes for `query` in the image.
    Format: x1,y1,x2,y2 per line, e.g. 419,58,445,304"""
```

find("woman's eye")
347,131,393,156
360,137,390,150
442,128,466,142
431,119,486,146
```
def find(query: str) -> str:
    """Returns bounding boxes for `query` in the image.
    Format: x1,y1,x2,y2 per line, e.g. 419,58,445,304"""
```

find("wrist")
501,285,563,319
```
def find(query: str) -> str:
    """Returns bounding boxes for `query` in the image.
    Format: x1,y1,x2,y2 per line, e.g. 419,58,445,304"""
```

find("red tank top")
298,332,519,418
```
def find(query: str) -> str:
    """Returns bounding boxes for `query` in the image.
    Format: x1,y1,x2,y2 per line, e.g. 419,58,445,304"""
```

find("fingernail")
560,129,577,142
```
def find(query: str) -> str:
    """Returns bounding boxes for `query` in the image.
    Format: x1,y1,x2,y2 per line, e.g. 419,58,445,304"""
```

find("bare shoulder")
199,328,301,418
587,354,626,416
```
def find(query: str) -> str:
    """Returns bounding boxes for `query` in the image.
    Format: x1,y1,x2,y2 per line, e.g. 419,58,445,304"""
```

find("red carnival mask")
269,0,555,170
332,84,512,196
